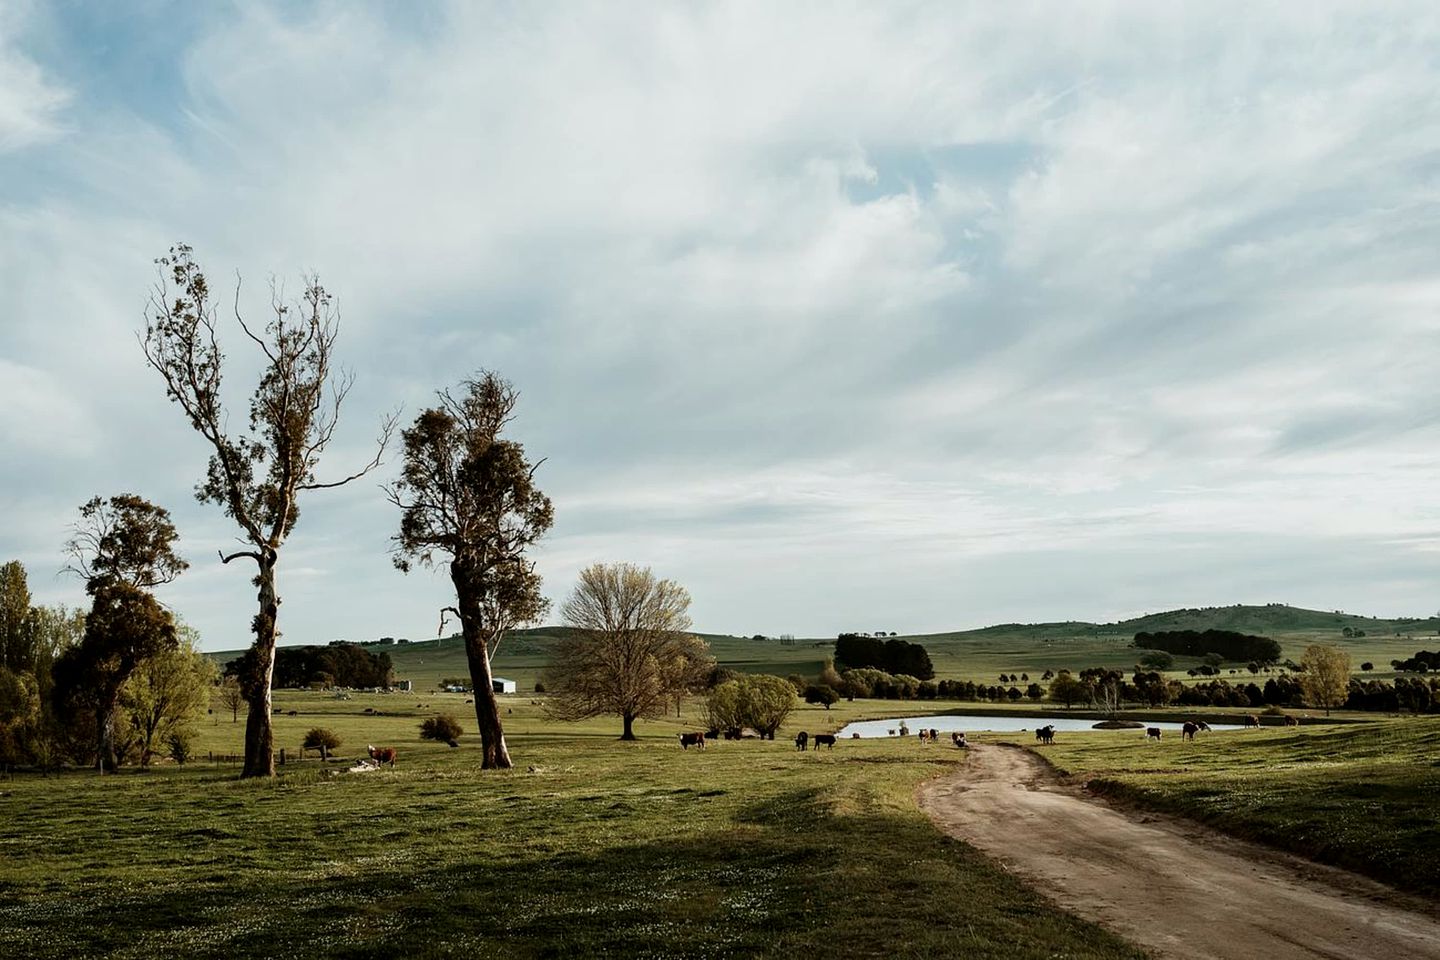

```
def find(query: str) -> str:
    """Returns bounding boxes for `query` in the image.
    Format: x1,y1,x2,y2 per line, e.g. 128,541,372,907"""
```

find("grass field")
1028,717,1440,897
0,692,1149,960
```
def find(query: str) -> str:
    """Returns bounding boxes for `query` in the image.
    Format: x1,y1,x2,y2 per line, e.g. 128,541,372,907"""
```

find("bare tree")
544,564,714,740
386,372,552,769
140,245,394,778
215,675,244,723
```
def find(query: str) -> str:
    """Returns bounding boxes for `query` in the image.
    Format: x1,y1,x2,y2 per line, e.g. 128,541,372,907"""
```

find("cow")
951,731,968,749
1182,721,1199,741
1145,727,1162,741
723,729,742,740
1035,725,1055,745
1244,714,1261,728
1195,720,1211,733
1283,715,1300,727
794,731,809,751
678,732,706,750
929,728,939,742
367,745,397,767
705,728,720,741
812,734,837,750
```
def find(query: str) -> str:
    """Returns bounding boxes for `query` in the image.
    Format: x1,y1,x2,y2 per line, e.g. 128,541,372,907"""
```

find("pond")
835,714,1243,738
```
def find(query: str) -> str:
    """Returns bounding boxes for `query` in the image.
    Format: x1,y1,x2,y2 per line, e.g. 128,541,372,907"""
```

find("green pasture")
1028,717,1440,897
0,691,1147,960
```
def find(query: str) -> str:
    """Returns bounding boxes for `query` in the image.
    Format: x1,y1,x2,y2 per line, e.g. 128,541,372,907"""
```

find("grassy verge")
1033,717,1440,896
0,717,1147,960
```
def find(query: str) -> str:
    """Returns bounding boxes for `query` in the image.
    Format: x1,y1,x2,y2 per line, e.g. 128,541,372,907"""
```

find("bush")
302,727,341,752
786,674,808,695
166,730,194,764
420,714,464,743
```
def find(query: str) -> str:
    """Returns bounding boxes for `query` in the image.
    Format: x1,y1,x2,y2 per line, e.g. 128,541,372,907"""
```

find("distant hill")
208,604,1440,689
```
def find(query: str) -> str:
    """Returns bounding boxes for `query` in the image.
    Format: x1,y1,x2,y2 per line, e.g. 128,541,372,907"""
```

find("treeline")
1166,675,1440,713
1392,650,1439,672
0,557,215,771
224,643,393,690
834,634,934,680
1133,629,1281,663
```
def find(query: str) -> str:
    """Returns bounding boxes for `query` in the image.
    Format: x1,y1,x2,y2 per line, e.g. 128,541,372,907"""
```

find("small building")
492,677,517,695
395,679,413,692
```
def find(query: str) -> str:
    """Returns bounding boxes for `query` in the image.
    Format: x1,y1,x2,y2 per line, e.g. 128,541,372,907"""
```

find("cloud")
5,3,1440,645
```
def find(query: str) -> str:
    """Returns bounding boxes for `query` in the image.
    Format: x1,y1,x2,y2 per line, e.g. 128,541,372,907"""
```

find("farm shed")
492,677,517,694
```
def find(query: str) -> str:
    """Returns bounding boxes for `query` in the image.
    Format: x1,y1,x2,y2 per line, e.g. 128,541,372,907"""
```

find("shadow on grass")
2,786,1146,960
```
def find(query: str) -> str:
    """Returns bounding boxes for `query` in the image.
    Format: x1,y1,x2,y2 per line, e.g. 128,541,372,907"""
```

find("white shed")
492,677,517,694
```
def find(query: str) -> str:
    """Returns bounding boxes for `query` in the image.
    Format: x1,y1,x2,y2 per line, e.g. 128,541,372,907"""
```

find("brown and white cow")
367,745,397,767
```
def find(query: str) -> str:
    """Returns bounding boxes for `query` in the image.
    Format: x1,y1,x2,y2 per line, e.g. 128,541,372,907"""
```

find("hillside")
209,603,1440,690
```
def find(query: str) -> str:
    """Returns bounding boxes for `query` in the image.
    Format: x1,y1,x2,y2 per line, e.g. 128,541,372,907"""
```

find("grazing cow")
723,729,742,740
1283,715,1300,727
705,728,720,741
813,734,837,750
678,732,706,750
887,729,896,737
919,731,927,743
1244,714,1261,728
929,728,939,742
951,731,968,749
1195,721,1211,733
852,732,861,739
1182,721,1199,741
795,731,809,751
286,710,298,716
1035,725,1055,745
1146,727,1162,741
367,745,397,767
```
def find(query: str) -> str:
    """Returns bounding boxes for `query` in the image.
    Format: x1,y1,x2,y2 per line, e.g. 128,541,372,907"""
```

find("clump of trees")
225,643,392,690
703,674,797,739
1391,650,1439,672
834,634,934,680
1132,629,1281,663
543,564,713,740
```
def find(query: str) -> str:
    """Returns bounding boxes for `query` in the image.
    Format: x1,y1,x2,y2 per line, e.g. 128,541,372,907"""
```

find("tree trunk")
454,565,512,769
95,700,119,774
621,713,636,740
241,554,279,779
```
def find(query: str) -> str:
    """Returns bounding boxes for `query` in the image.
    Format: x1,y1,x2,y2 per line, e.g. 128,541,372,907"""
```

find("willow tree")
544,563,714,740
141,245,393,778
387,372,553,769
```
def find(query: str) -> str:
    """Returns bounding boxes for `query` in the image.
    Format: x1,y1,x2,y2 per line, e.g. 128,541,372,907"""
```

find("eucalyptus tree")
387,372,553,769
141,245,394,778
53,494,186,772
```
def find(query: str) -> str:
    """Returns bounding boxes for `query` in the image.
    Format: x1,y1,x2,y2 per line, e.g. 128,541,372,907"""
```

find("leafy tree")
141,245,393,778
53,494,186,772
1025,682,1044,701
1048,671,1086,709
387,372,551,769
818,659,844,691
785,674,807,695
544,564,713,740
0,561,35,674
0,666,41,766
1300,644,1350,716
739,675,798,738
1136,650,1175,671
1360,661,1374,672
804,684,840,709
122,621,216,766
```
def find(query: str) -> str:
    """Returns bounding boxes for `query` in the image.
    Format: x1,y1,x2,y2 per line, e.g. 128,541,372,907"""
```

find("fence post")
279,748,286,766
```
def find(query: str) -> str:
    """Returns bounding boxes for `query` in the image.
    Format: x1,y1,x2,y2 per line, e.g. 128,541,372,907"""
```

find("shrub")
786,674,808,695
420,714,464,743
302,727,341,752
166,730,194,764
534,680,546,693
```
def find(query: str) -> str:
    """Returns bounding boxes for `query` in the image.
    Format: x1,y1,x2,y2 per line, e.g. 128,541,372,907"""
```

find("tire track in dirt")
918,744,1440,960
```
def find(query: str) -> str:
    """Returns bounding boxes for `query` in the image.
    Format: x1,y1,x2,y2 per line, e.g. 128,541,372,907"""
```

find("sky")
3,2,1440,651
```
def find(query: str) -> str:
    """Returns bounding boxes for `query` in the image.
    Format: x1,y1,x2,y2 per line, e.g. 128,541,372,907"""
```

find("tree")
1048,671,1086,709
1300,644,1350,716
1136,650,1175,671
122,621,216,766
420,714,464,744
141,245,393,778
387,372,552,769
302,727,341,759
1360,662,1374,672
0,561,35,674
52,494,186,772
738,675,797,738
544,564,714,740
215,676,244,723
804,684,840,709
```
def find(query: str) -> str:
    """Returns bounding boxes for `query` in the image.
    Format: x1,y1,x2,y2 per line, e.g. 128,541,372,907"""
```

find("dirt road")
917,744,1440,960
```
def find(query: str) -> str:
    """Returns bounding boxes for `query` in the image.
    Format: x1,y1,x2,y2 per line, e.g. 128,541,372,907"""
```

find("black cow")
678,732,706,750
812,734,837,750
1035,725,1055,745
795,731,809,751
1145,727,1162,741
